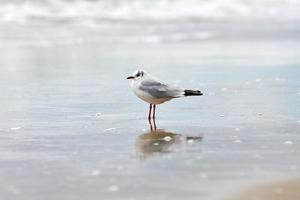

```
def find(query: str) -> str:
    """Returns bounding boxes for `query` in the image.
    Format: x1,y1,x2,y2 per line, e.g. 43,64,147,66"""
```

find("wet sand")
0,39,299,200
226,178,300,200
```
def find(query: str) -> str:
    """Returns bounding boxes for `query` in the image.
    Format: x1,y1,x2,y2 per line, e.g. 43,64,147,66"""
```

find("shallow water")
0,40,300,200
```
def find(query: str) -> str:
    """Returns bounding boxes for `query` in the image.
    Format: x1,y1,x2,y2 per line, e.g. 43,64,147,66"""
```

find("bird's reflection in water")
135,118,203,159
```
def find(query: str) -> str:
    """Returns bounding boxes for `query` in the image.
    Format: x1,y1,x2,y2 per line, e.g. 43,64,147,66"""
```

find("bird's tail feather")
184,90,203,96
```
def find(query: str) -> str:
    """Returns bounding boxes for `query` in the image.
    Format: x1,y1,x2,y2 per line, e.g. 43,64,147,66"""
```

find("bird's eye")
136,72,141,77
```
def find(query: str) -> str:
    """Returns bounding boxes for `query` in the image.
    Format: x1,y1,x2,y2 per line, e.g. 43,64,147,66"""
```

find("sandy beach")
226,178,300,200
0,1,300,199
0,38,299,200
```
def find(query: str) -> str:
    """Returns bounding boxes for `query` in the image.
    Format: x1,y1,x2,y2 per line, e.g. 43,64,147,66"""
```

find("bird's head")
127,69,145,81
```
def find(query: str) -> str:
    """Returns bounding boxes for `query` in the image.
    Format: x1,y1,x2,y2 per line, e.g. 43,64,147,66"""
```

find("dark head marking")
135,70,144,78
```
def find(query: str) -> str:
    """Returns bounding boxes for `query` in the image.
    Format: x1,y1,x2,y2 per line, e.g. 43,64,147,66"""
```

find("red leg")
153,116,157,131
148,117,153,132
153,104,156,119
148,104,152,119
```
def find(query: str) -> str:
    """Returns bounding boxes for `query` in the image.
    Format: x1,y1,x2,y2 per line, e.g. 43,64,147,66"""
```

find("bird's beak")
127,76,134,80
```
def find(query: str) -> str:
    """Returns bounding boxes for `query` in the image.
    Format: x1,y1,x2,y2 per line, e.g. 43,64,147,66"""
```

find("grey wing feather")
139,80,183,98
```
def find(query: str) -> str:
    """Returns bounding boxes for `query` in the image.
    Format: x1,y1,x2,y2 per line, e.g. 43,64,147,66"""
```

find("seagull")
127,69,203,119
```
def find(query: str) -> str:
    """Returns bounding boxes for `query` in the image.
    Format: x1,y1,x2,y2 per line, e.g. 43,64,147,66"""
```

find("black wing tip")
184,90,203,96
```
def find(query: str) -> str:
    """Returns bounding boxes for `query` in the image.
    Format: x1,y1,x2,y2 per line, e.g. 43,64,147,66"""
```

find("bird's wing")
139,79,184,98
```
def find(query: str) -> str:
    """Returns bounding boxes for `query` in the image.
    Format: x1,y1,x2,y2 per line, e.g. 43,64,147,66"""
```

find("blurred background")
0,1,300,200
0,0,300,45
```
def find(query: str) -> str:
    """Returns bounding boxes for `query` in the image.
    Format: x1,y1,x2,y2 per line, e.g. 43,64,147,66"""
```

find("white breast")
131,81,172,104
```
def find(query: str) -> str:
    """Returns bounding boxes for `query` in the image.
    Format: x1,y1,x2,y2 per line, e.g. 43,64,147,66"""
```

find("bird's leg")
153,116,157,131
148,104,152,120
148,104,154,132
148,117,153,132
153,104,156,119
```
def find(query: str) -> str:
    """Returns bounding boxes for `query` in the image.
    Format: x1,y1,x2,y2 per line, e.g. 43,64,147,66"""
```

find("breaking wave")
0,0,300,23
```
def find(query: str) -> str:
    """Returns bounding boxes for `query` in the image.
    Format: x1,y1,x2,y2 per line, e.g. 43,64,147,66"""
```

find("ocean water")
0,1,300,200
0,0,300,47
0,0,300,22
